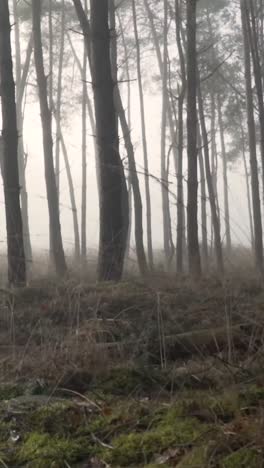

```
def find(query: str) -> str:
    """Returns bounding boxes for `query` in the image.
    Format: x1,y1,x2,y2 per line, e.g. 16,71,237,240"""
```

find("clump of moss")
221,447,262,467
16,432,91,467
0,383,24,401
103,415,206,466
30,401,85,436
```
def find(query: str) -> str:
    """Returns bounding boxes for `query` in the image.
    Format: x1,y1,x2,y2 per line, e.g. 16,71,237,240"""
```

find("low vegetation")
0,273,262,466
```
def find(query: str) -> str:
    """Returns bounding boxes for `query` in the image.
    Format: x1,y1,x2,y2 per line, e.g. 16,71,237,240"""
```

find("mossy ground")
0,374,263,467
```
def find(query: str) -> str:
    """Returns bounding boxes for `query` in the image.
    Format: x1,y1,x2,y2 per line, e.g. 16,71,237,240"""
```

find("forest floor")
0,272,263,466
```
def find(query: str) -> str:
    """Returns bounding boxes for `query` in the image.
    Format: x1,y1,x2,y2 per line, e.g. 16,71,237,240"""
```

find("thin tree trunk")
55,0,65,199
186,0,201,277
0,1,26,285
132,0,154,269
242,127,255,250
117,11,133,264
217,94,232,254
54,114,81,261
67,32,100,199
116,9,148,275
12,1,32,267
175,0,186,274
240,0,263,273
81,3,88,263
160,0,172,268
32,0,67,276
198,130,208,269
210,92,221,231
143,0,178,169
198,84,224,275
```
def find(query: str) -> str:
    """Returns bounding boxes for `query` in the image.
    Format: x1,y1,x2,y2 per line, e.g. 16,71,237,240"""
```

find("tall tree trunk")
81,6,87,264
210,92,221,226
198,84,224,275
73,0,129,281
175,0,186,274
55,0,65,198
160,0,173,268
217,94,232,254
247,0,264,204
238,105,254,249
198,130,208,269
0,1,26,286
32,0,67,276
186,0,201,277
132,0,154,269
115,9,148,275
12,1,32,268
117,12,133,264
54,115,81,261
240,0,263,273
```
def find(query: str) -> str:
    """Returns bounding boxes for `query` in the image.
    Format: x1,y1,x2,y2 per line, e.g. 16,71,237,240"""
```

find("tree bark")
217,94,232,254
186,0,201,277
160,0,173,268
0,1,26,286
81,5,87,264
198,84,224,275
73,0,129,281
247,0,264,205
198,130,208,269
55,0,65,199
175,0,186,274
32,0,67,276
12,2,32,268
240,0,263,273
132,0,154,269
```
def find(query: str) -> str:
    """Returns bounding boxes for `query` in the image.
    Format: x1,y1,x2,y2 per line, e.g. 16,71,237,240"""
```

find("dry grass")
0,268,262,390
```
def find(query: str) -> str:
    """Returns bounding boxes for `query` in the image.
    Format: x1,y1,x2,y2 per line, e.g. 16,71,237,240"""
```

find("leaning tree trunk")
73,0,129,281
132,0,154,270
0,1,26,286
115,9,148,275
186,0,201,277
240,0,263,274
198,84,224,275
32,0,67,276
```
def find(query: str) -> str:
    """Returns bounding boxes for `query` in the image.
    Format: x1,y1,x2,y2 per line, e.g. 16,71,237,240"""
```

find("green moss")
16,432,91,467
177,446,208,467
0,383,24,401
239,385,264,407
30,401,84,436
103,416,205,466
221,447,262,467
